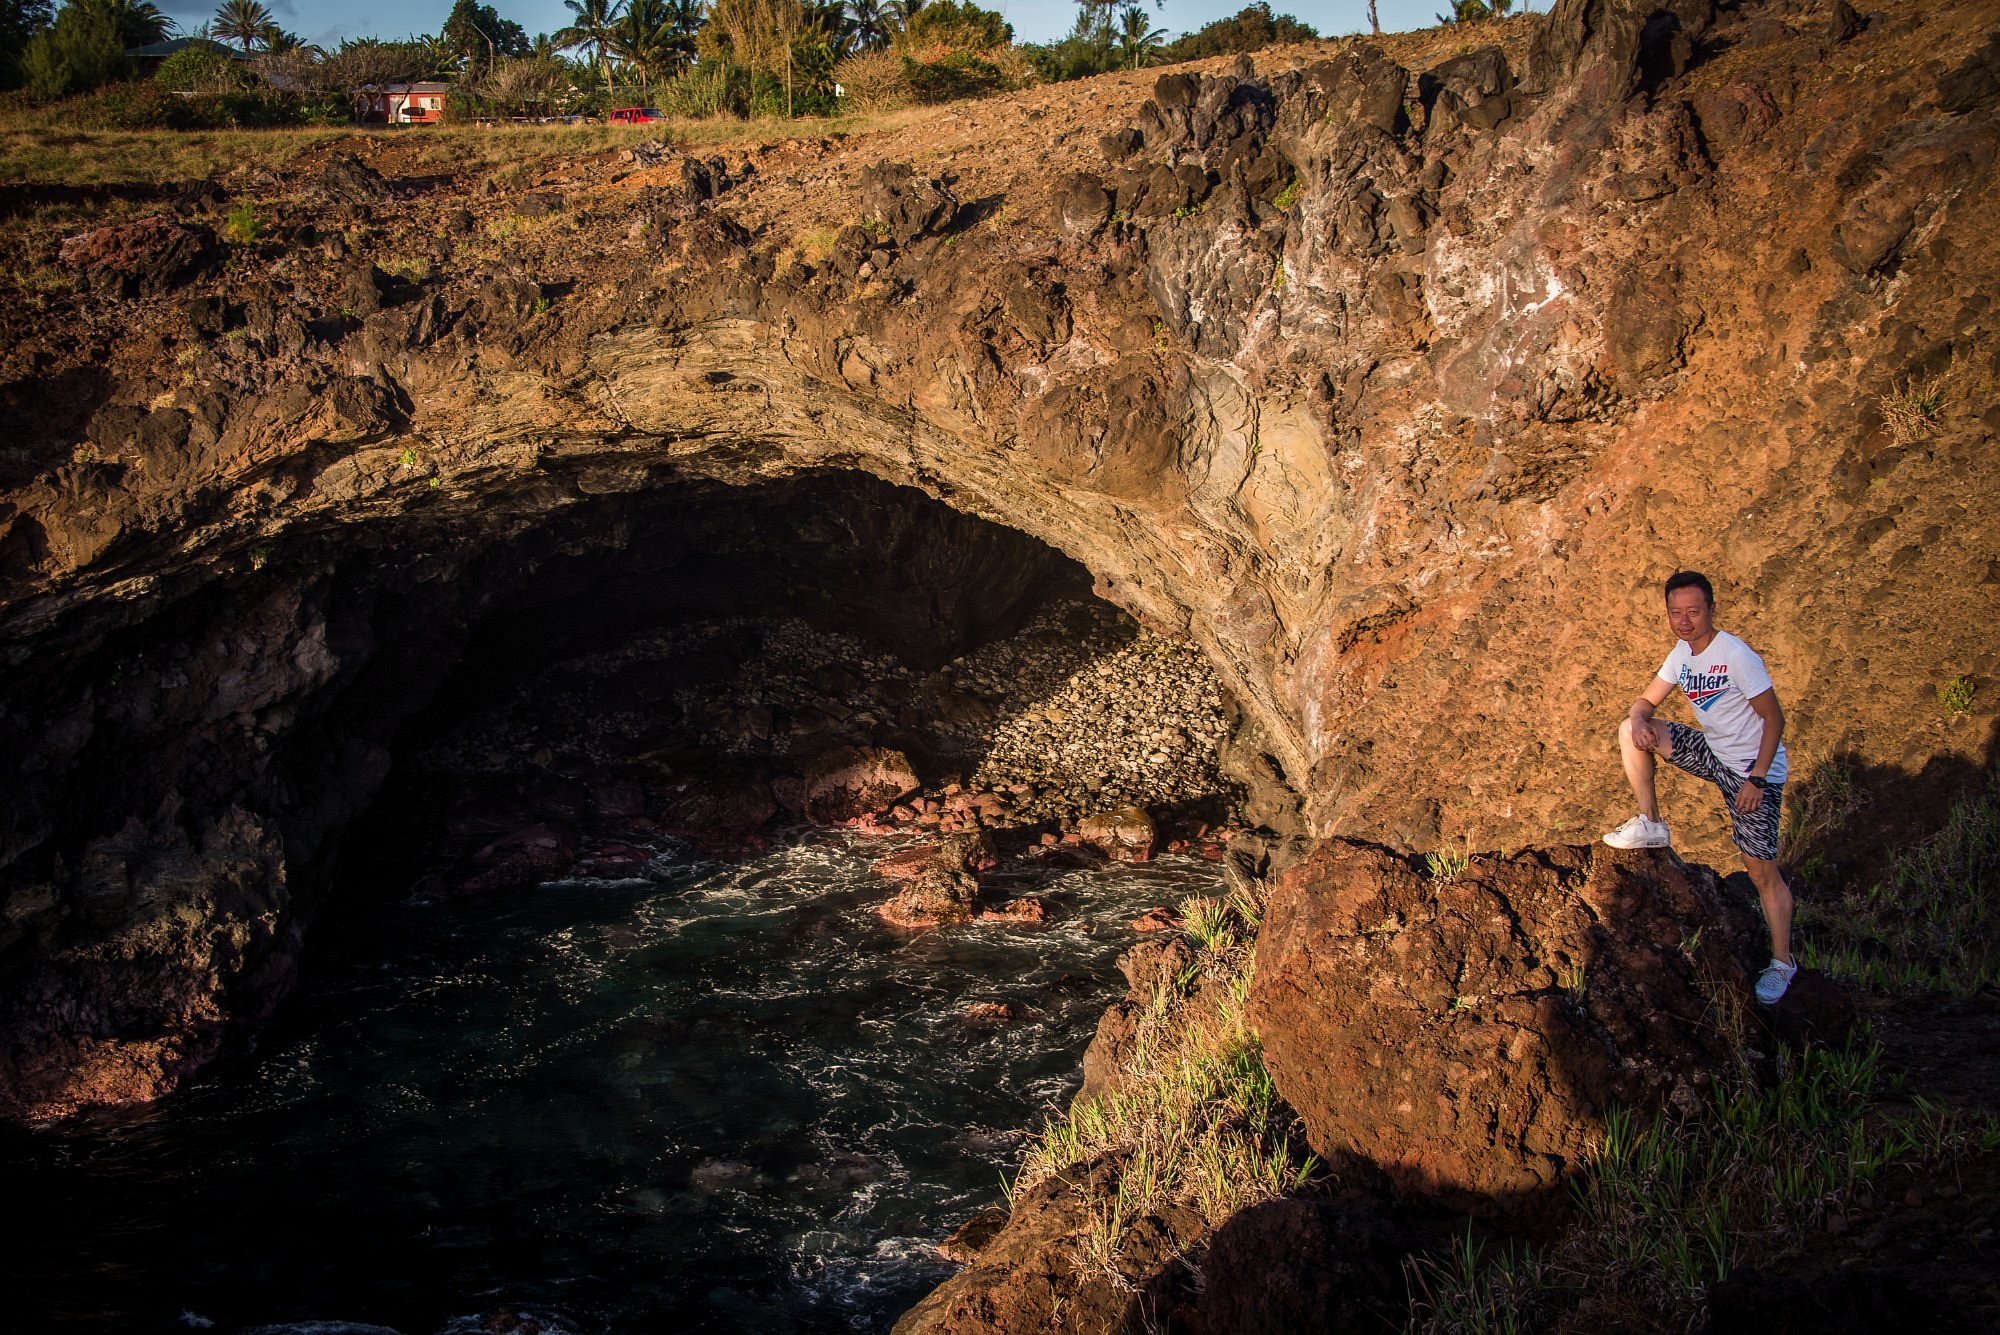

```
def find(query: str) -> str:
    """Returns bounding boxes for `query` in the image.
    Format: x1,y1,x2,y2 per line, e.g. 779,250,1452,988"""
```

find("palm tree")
1114,4,1163,69
847,0,889,52
609,0,675,94
211,0,273,51
558,0,625,98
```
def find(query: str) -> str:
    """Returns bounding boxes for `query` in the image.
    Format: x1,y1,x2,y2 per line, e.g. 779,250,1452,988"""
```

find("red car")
608,107,667,124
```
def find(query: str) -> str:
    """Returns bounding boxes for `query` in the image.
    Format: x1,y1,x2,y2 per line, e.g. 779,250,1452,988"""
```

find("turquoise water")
8,832,1221,1334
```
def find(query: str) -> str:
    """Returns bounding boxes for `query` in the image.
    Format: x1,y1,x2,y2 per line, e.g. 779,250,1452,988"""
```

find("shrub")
1160,3,1318,63
1878,353,1968,445
899,45,1030,105
154,44,243,95
832,48,906,111
1938,675,1975,719
222,198,262,244
656,60,746,118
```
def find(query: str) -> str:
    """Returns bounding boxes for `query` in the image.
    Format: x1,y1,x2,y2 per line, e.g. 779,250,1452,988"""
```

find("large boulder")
803,745,920,825
1249,840,1770,1226
1076,805,1157,862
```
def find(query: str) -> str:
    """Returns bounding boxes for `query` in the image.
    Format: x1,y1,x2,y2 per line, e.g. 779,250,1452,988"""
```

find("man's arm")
1734,687,1785,814
1629,677,1675,749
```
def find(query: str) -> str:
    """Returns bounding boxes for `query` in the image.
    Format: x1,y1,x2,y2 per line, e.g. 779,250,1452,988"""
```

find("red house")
358,83,451,125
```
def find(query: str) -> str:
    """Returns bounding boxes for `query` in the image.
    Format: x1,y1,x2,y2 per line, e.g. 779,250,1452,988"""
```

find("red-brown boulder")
1076,805,1156,862
1250,840,1768,1226
59,216,213,297
803,746,920,825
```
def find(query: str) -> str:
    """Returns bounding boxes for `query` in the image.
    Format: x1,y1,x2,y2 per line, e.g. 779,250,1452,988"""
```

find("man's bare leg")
1742,854,1794,964
1618,718,1667,821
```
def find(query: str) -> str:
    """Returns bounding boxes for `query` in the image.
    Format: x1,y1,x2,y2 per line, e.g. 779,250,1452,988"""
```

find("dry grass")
0,113,911,190
1877,352,1973,446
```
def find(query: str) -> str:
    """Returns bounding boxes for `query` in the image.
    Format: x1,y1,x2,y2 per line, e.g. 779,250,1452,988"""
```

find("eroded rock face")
0,805,295,1123
2,0,1996,1119
1250,839,1769,1225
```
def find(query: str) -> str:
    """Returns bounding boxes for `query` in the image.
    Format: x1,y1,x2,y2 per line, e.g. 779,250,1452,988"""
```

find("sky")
152,1,1517,54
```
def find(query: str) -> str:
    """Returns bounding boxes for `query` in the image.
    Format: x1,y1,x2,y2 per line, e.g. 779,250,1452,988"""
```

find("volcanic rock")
1194,1198,1414,1335
57,216,213,297
1250,840,1770,1226
1076,805,1157,862
804,746,920,825
879,863,979,929
655,773,779,853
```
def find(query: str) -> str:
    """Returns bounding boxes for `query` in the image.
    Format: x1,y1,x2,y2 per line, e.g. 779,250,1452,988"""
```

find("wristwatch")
1746,775,1769,790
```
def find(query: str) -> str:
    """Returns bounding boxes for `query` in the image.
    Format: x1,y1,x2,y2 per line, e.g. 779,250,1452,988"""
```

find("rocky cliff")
0,0,1995,1131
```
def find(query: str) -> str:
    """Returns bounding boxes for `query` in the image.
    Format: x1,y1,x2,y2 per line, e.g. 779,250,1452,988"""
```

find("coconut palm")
1114,4,1162,69
847,0,890,52
558,0,625,97
609,0,675,94
211,0,273,50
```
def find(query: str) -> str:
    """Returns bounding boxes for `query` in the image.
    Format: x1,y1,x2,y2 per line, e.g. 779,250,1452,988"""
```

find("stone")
1057,174,1112,235
937,1205,1009,1262
1251,840,1767,1226
319,151,390,206
804,746,921,825
878,864,979,929
859,161,960,247
1077,805,1156,862
1825,0,1864,44
58,217,213,298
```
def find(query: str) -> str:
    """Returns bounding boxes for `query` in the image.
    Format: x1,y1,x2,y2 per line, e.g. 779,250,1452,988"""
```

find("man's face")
1666,587,1714,644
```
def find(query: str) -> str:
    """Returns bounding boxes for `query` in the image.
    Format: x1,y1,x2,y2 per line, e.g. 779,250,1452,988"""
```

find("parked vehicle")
608,107,667,124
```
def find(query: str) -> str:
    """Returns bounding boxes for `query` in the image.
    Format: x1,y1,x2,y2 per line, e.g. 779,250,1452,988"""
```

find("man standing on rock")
1603,571,1797,1003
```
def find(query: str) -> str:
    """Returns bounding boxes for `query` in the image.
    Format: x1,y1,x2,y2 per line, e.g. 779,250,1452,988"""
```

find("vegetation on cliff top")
1014,879,1317,1278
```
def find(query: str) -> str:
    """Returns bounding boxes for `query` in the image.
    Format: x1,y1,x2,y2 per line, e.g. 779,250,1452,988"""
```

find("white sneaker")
1602,814,1671,849
1755,958,1799,1004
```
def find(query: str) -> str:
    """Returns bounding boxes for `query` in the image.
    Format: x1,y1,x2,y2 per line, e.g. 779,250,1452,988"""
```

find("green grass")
1014,876,1314,1279
1410,1041,2000,1334
1426,842,1473,882
1938,676,1974,719
1272,179,1301,210
1797,766,1999,995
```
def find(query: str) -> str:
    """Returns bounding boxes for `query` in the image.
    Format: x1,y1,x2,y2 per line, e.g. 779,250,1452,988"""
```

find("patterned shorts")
1663,722,1783,862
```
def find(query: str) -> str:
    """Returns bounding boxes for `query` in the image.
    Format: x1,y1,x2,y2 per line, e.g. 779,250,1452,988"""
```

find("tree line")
0,0,1329,125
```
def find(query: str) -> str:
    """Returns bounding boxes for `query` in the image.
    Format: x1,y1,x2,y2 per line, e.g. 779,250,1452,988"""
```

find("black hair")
1664,570,1714,606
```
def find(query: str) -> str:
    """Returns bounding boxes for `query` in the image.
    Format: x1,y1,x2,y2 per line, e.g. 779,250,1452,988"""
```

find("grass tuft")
1877,354,1968,445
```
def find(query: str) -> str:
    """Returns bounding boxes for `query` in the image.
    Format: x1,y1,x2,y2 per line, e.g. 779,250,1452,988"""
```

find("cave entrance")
6,469,1249,1333
323,467,1240,912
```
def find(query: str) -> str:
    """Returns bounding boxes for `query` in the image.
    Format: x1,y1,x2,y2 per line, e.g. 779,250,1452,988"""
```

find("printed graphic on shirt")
1680,665,1733,711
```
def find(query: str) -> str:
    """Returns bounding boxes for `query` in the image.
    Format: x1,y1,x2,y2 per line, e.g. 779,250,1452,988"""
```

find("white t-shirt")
1657,630,1789,783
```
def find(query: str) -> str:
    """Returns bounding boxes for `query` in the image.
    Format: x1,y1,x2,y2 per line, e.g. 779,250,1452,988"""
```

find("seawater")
6,831,1223,1334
